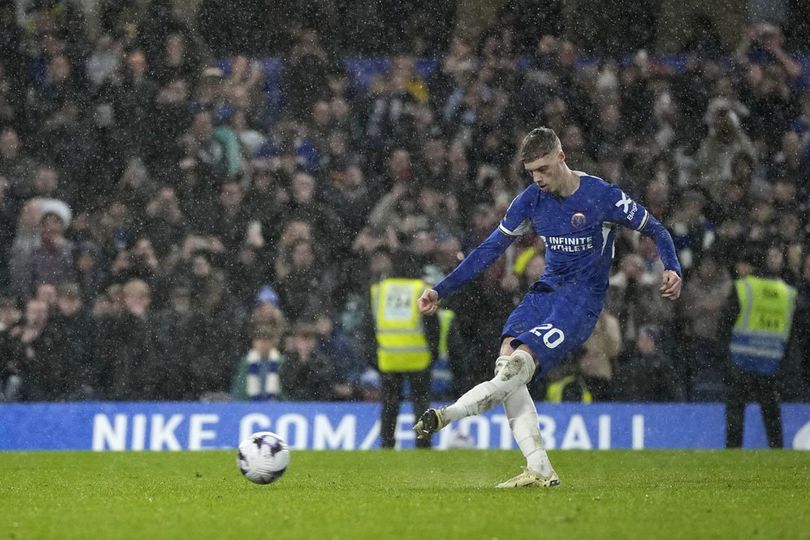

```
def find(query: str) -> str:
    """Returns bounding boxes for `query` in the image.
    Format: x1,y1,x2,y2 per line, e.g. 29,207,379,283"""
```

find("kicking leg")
414,338,535,439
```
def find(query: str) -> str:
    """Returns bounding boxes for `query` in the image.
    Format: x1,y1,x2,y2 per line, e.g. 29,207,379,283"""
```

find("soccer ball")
237,431,290,485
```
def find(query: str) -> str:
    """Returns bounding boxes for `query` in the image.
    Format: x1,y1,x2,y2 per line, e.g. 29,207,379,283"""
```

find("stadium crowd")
0,0,809,403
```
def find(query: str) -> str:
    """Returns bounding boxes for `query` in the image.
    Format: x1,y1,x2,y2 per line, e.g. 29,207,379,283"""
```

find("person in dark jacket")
613,325,686,402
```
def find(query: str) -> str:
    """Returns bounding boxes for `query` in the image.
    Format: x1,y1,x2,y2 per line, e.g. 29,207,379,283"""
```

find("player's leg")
413,345,535,439
756,376,783,449
496,291,597,487
443,345,535,420
500,343,556,480
380,373,403,448
410,369,432,449
414,292,549,439
492,338,558,487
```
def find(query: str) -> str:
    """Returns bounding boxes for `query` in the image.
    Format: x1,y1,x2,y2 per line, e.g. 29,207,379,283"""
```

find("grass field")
1,450,809,540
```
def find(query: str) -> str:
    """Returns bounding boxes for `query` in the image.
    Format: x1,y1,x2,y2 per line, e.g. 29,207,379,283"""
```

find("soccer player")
413,127,682,487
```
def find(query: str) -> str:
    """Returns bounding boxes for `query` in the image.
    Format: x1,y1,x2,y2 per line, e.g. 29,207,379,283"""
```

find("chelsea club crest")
571,212,586,229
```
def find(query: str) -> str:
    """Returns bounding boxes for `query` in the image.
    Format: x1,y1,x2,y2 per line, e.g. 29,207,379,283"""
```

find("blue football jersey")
433,172,680,307
499,173,650,299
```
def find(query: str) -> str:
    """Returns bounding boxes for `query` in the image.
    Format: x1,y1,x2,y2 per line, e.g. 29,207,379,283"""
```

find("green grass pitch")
1,450,809,539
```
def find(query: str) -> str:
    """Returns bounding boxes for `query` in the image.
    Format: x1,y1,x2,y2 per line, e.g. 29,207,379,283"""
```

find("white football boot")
495,467,560,488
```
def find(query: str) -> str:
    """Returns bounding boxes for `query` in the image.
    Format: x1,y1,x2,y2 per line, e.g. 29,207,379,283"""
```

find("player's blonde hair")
518,127,561,163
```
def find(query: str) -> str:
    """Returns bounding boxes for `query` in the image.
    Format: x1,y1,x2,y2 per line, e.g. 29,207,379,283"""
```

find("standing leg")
409,369,432,449
380,373,403,448
503,384,554,477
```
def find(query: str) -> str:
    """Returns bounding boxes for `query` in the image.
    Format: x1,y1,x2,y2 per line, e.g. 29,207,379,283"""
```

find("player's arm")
419,189,533,315
640,215,682,300
607,186,682,300
418,227,517,315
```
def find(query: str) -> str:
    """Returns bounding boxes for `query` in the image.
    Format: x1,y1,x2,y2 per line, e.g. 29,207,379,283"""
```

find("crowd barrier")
1,402,809,451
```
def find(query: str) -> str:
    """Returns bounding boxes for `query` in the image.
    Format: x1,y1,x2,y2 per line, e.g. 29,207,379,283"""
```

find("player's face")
524,150,565,193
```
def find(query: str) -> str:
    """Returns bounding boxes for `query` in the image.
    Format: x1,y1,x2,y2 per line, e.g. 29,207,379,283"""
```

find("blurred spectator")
282,170,346,258
0,127,37,189
696,104,756,203
669,191,713,273
282,30,330,119
180,109,227,182
144,187,187,256
313,312,365,398
545,352,593,403
276,238,336,323
151,33,201,86
577,310,621,400
613,325,685,401
10,298,52,400
607,250,672,347
39,283,97,399
151,283,202,400
0,297,23,401
679,254,733,401
95,279,160,400
12,211,75,301
183,254,248,397
251,285,287,335
85,35,123,89
113,50,158,159
0,175,16,289
329,164,373,238
232,324,285,401
279,322,344,400
26,54,87,161
206,179,251,256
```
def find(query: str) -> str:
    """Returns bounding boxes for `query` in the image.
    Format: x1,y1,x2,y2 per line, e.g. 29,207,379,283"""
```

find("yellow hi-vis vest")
371,278,432,372
431,309,456,394
546,375,593,403
731,276,796,375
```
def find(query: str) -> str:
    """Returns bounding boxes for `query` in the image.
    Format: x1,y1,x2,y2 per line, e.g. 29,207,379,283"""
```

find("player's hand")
660,270,682,301
417,288,440,315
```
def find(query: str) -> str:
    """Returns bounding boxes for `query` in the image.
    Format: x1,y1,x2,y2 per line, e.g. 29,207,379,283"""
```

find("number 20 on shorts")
529,323,565,348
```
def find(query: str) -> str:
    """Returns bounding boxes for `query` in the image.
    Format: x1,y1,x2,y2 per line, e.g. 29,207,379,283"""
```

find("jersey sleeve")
603,183,682,274
433,227,515,299
603,183,650,232
433,187,534,299
498,187,534,237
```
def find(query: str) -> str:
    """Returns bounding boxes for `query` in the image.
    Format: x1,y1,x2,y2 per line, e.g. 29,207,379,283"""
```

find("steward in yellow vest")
370,273,438,449
730,276,797,376
722,252,797,449
371,278,432,372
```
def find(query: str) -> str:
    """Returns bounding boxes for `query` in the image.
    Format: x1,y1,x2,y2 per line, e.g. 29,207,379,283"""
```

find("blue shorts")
501,284,600,377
